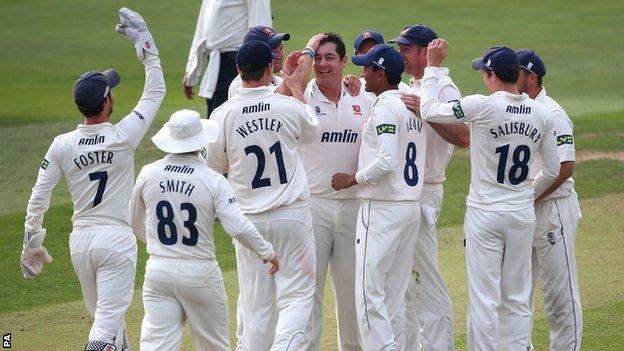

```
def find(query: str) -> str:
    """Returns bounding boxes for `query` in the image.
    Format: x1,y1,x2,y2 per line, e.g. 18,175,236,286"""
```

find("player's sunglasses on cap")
151,109,219,154
237,40,277,71
472,46,519,75
352,43,405,77
353,30,384,53
73,69,120,109
516,49,546,78
244,26,290,50
388,24,437,46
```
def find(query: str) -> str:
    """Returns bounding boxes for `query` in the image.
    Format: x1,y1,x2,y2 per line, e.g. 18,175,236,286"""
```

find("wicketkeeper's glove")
20,228,53,280
114,7,158,61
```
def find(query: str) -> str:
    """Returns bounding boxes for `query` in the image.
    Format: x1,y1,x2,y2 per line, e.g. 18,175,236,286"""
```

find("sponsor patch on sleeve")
132,110,145,120
200,147,207,159
556,134,574,146
451,100,465,119
376,124,396,135
40,158,49,170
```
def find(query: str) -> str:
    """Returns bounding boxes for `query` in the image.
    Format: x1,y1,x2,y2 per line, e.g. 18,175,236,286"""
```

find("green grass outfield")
1,0,623,349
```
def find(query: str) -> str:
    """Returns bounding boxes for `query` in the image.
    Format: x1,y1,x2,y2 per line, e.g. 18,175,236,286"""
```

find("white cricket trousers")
405,183,454,351
69,227,137,349
236,204,316,351
303,195,362,351
529,194,582,351
465,206,535,351
140,257,229,350
355,200,420,351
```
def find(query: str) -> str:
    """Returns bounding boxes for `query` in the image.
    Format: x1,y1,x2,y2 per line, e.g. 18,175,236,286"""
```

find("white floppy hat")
151,109,219,153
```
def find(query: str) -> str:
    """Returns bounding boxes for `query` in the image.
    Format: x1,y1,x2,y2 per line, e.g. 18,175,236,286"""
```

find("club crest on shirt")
314,106,326,116
546,232,556,245
352,104,362,116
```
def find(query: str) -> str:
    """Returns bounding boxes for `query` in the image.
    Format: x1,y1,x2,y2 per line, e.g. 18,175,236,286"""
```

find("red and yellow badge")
352,104,362,116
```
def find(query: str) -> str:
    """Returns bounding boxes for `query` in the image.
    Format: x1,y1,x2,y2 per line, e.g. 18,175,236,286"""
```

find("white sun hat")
151,109,219,153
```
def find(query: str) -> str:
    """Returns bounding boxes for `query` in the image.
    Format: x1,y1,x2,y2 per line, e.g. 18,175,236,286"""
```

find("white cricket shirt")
228,74,283,98
355,89,427,201
206,86,319,214
185,0,272,98
24,54,165,233
408,67,462,184
299,79,373,199
359,77,409,100
530,87,577,200
131,154,275,261
420,66,560,211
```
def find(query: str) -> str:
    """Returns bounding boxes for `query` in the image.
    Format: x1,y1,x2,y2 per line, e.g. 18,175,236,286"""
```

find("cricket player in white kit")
391,24,470,351
228,26,290,98
515,49,583,351
332,44,426,351
300,33,372,351
352,30,410,97
20,8,164,351
206,38,321,350
419,40,560,350
130,110,279,350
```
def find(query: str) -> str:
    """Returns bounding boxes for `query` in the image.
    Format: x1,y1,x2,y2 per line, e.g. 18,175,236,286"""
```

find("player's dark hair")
240,66,266,82
537,75,543,87
491,65,519,84
372,66,402,85
77,101,105,118
320,32,346,59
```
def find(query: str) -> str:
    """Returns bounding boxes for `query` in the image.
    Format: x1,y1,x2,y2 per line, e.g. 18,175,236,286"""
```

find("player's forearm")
428,122,470,148
135,53,166,122
420,68,462,124
535,161,574,201
356,152,397,185
24,174,58,233
226,220,275,261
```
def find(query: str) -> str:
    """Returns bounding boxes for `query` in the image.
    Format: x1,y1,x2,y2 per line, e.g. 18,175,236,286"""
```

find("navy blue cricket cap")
73,69,120,109
244,26,290,50
516,49,546,78
236,40,277,71
472,46,519,75
352,44,405,77
388,24,438,46
353,30,384,53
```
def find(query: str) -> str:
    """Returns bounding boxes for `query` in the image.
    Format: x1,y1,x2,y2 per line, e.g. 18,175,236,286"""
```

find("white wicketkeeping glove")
114,7,158,61
20,228,53,279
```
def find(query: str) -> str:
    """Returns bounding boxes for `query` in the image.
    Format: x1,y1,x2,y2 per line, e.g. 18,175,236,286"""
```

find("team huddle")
20,6,582,351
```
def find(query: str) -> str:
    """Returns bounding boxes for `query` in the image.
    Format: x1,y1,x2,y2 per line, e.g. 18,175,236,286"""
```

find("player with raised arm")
300,32,372,351
332,44,425,350
389,24,470,351
419,40,560,350
130,110,279,350
20,8,165,351
205,35,322,350
515,49,583,351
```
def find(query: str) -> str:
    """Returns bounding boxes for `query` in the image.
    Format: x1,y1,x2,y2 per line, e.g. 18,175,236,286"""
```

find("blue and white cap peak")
472,46,519,75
